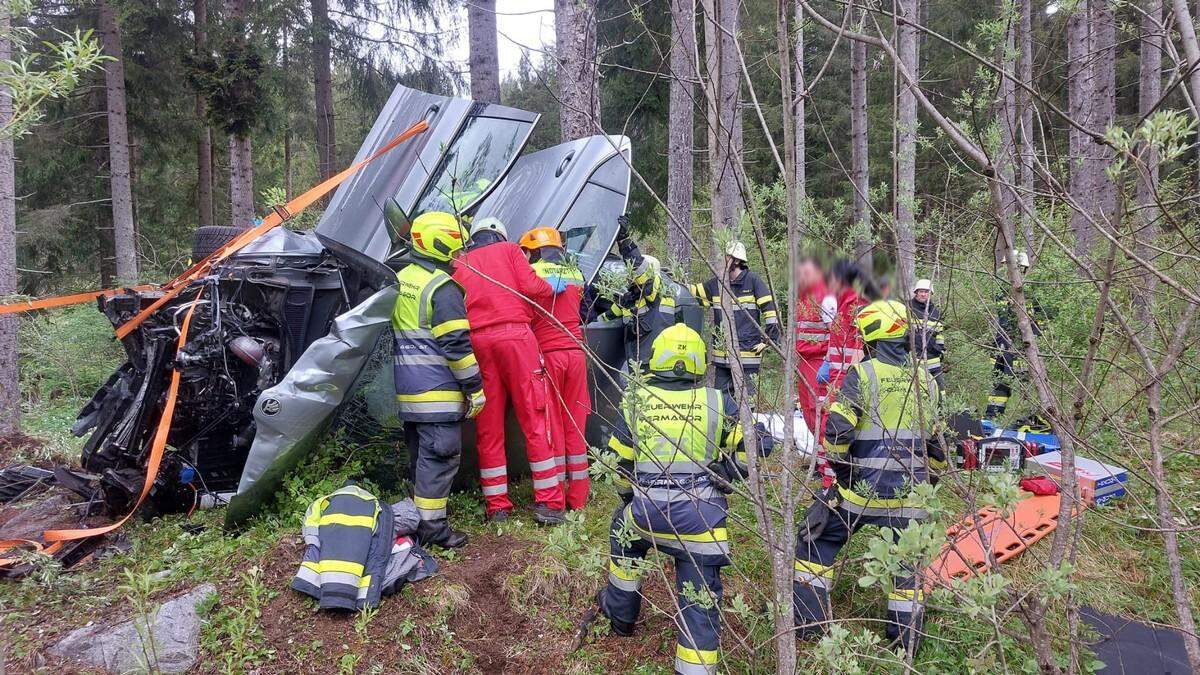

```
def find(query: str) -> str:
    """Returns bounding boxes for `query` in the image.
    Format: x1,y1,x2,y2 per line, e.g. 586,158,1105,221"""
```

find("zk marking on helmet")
855,300,908,343
410,211,466,262
649,324,707,376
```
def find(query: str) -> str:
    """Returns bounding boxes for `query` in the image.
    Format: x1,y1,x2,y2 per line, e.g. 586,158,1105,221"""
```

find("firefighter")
793,300,946,656
589,323,760,675
987,250,1031,419
597,216,676,370
908,278,945,387
452,216,569,525
795,256,837,432
518,226,592,510
688,240,780,401
392,211,485,549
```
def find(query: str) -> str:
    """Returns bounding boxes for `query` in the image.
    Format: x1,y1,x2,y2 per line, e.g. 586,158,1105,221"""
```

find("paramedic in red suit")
794,258,836,432
518,226,591,510
452,217,569,525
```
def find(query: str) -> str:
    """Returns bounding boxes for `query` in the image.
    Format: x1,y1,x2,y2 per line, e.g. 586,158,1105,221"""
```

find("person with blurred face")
795,257,837,435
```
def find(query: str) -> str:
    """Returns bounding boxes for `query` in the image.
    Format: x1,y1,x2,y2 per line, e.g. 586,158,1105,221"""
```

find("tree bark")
1066,0,1094,256
227,0,254,225
0,1,18,435
1135,0,1161,326
704,0,741,232
312,0,336,179
994,0,1020,265
468,0,501,103
850,0,871,267
667,0,696,267
1018,0,1035,250
555,0,600,141
1172,0,1200,115
894,0,918,292
1089,0,1117,251
98,0,139,285
195,0,213,229
794,1,806,213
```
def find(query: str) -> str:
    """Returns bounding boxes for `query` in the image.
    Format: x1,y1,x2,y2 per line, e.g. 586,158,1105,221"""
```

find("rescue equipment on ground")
292,485,437,610
1026,451,1128,506
960,436,1033,472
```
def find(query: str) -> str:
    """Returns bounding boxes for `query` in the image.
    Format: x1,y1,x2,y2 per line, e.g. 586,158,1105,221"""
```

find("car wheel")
191,225,250,260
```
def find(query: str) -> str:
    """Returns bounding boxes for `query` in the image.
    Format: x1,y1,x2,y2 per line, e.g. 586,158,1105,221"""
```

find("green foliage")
201,565,277,673
0,23,107,138
184,24,266,137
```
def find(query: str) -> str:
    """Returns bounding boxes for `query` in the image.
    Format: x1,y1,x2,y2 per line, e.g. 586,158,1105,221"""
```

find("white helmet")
634,254,660,282
469,216,507,240
1001,249,1030,269
725,240,748,262
914,278,933,293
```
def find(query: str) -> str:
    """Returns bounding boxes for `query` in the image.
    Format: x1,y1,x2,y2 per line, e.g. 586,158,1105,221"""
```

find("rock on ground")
49,583,216,673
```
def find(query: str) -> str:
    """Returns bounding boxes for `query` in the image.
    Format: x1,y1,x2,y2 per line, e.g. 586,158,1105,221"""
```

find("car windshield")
412,115,526,217
558,185,622,281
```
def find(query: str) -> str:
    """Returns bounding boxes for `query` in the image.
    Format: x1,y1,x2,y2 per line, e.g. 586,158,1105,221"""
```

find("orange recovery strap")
0,118,430,325
927,492,1080,587
0,288,204,568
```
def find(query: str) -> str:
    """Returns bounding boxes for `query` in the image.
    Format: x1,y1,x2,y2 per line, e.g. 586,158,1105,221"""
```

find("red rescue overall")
795,279,834,432
453,241,564,514
529,257,591,509
817,287,865,487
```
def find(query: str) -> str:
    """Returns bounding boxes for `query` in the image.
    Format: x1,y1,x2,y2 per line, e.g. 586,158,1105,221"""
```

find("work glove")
546,275,568,294
816,360,831,384
466,389,487,419
707,458,737,495
616,214,631,242
751,342,768,356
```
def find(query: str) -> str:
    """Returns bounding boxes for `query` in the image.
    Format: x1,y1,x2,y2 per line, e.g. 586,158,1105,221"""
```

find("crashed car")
72,85,638,526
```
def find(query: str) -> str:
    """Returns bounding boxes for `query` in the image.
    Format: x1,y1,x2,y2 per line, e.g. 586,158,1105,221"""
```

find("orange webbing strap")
0,289,204,569
927,493,1076,587
0,118,429,323
0,285,157,316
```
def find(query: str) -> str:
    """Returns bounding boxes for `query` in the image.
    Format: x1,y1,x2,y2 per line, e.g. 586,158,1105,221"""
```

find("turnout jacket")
907,298,945,371
391,256,482,422
689,269,781,367
606,376,746,565
600,238,675,364
825,341,946,520
292,485,437,610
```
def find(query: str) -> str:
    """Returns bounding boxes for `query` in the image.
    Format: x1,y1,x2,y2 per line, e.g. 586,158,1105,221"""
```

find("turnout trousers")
796,356,834,487
471,323,565,514
712,363,758,403
793,503,926,654
543,347,592,509
600,506,725,675
403,422,461,547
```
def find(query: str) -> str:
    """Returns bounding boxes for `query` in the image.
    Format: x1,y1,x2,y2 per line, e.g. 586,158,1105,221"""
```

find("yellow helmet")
649,323,706,376
410,211,466,262
855,300,908,343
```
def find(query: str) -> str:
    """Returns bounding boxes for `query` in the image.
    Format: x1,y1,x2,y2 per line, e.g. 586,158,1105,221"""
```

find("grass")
2,309,1198,673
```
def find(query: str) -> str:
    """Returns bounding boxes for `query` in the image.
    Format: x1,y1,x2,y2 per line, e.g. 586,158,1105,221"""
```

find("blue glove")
816,360,831,384
547,275,568,293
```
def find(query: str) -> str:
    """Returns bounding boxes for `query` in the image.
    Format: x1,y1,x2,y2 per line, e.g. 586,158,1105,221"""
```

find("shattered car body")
72,85,634,525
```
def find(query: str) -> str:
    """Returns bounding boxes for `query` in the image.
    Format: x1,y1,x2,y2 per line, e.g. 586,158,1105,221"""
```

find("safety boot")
533,503,566,526
418,521,469,549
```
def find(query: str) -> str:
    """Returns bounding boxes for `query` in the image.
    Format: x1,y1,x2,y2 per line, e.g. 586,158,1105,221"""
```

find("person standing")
793,300,945,657
795,257,837,432
391,211,485,549
518,226,592,510
597,216,676,370
987,250,1032,420
587,324,766,675
908,278,945,387
452,216,568,525
688,240,781,401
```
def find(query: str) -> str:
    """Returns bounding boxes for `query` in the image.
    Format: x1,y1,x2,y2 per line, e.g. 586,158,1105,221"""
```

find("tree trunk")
312,0,336,179
98,0,139,285
794,1,806,214
227,0,254,225
850,1,871,268
667,0,696,267
555,0,600,141
1089,0,1117,251
1066,0,1094,256
195,0,213,229
894,0,918,292
994,0,1020,265
0,2,18,435
1018,0,1035,250
283,27,293,200
468,0,501,103
1135,0,1161,326
1172,0,1200,115
717,0,742,231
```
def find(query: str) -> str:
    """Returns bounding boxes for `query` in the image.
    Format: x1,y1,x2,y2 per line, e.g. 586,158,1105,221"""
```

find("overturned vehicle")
73,85,638,527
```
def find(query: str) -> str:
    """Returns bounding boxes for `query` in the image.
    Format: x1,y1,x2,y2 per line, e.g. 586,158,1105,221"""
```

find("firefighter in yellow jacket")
392,211,485,549
587,324,766,675
793,300,946,656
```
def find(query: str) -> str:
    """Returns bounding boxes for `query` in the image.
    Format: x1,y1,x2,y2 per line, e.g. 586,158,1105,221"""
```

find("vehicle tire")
192,225,249,260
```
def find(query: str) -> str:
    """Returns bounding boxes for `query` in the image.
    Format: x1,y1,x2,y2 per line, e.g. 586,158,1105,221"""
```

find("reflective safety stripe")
532,477,559,490
712,353,762,366
639,485,724,502
395,400,464,415
609,560,642,582
393,327,435,339
825,442,850,456
567,453,589,465
888,589,925,613
851,456,927,471
794,559,834,589
414,495,448,520
302,558,365,577
481,483,508,496
676,645,719,674
635,460,708,474
838,486,926,519
479,466,507,479
569,469,590,480
987,395,1009,404
529,458,558,473
393,353,449,366
798,320,826,329
855,428,924,441
756,295,773,305
431,318,470,337
318,513,376,529
608,435,636,460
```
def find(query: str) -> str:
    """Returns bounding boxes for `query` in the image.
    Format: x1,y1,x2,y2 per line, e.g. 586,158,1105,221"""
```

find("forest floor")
0,307,1197,674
